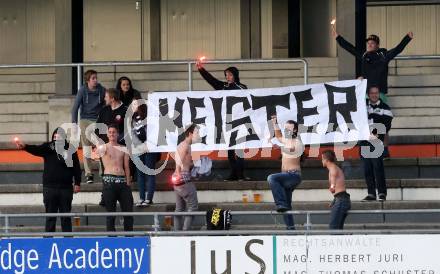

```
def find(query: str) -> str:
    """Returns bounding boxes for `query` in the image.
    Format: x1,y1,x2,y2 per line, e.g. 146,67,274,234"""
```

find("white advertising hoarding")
151,235,440,274
151,236,273,274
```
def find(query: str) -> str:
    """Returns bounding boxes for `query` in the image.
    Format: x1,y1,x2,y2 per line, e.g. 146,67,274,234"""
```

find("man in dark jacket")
360,86,393,202
96,88,128,144
196,61,249,181
332,26,413,102
16,128,81,232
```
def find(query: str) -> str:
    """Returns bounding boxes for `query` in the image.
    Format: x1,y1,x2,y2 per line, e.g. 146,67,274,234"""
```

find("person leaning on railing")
15,128,81,233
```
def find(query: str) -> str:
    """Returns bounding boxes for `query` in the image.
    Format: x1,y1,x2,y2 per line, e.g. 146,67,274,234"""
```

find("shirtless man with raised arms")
267,116,304,230
93,124,133,231
322,150,351,229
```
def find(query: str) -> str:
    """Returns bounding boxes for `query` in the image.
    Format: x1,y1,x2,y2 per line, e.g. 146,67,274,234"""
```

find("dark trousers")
228,150,245,178
361,154,387,197
43,187,73,232
329,195,351,229
103,182,134,231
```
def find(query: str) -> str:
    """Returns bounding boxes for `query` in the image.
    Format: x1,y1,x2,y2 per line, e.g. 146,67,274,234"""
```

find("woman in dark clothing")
16,128,81,232
196,61,250,181
116,76,142,107
116,76,143,181
130,96,160,207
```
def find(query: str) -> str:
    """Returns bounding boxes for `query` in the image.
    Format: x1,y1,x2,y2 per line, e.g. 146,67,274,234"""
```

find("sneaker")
99,199,105,207
86,175,94,184
362,195,376,202
276,207,290,213
238,175,252,182
378,194,387,201
135,200,145,207
224,175,238,182
145,200,153,205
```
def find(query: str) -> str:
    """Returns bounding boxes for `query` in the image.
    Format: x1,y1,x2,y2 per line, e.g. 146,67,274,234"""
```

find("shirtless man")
93,125,133,231
172,124,199,231
322,150,351,229
268,116,304,230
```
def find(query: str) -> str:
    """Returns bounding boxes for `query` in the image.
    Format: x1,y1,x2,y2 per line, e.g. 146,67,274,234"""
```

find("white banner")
277,235,440,274
151,235,440,274
150,236,273,274
146,80,369,152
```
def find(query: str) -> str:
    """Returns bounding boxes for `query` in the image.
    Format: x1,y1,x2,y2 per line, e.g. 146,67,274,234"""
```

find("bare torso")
100,143,126,176
280,138,303,172
175,140,192,174
328,164,346,195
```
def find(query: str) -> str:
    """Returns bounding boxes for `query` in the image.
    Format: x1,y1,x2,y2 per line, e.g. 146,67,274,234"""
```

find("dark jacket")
24,128,81,188
336,34,412,94
96,103,128,144
119,89,141,106
366,99,393,141
71,83,106,123
116,77,142,106
198,67,247,90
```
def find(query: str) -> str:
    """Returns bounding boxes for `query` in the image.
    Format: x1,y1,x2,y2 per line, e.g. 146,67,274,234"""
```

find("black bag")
206,208,232,230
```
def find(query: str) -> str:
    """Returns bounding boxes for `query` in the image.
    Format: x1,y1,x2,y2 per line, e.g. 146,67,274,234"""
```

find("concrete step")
2,157,439,184
388,95,440,108
392,108,440,116
0,122,47,135
0,68,55,75
388,87,440,96
394,66,440,76
0,74,54,82
392,116,440,129
0,82,55,94
394,59,440,67
389,74,440,87
1,179,440,206
0,134,47,144
0,114,48,123
389,128,440,136
0,94,49,103
0,102,48,114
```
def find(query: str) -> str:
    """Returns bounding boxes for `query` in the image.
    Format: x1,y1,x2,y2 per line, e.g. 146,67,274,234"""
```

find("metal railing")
395,55,440,60
1,208,440,237
0,58,309,92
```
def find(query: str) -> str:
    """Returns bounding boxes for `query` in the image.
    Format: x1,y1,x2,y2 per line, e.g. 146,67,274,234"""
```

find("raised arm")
197,66,225,90
271,115,284,143
386,32,413,61
23,143,51,157
335,35,363,60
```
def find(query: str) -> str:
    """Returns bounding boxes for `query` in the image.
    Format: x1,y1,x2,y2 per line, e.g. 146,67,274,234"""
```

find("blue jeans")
267,171,301,230
329,193,351,229
136,153,157,201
